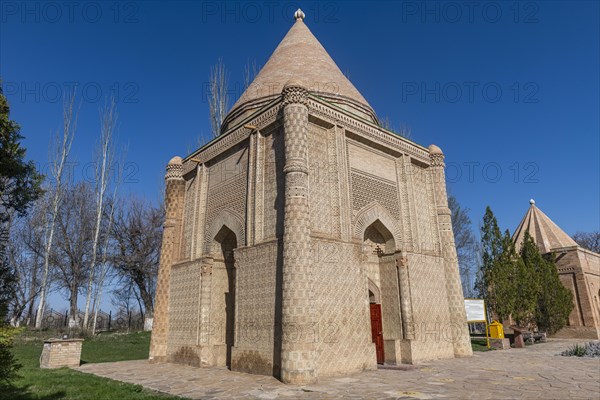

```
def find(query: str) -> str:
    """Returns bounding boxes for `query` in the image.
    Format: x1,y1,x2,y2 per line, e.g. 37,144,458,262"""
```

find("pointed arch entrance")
212,225,237,368
363,220,397,365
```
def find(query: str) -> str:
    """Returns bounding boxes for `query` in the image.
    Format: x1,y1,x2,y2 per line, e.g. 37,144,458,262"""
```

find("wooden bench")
510,326,547,348
523,331,547,344
509,326,529,348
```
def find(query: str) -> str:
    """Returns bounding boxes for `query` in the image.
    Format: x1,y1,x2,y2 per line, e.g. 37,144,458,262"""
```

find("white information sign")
464,299,486,322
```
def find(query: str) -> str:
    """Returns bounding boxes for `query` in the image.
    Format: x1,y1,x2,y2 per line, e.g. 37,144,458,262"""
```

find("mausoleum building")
149,10,472,384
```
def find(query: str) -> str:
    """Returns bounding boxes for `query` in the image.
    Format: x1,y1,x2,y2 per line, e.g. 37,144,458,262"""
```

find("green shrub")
560,342,600,358
585,341,600,357
0,326,23,384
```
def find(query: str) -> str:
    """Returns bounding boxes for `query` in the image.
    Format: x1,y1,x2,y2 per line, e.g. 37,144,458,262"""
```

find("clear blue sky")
1,1,599,308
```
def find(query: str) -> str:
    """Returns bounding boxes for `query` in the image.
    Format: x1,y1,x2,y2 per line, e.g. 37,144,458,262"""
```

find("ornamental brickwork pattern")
411,164,438,252
406,253,455,362
149,172,184,361
262,129,285,240
280,91,318,384
312,240,375,375
396,157,414,251
209,262,233,345
167,261,201,358
180,175,197,260
232,242,280,374
204,148,248,248
350,171,400,220
308,124,334,235
379,256,402,340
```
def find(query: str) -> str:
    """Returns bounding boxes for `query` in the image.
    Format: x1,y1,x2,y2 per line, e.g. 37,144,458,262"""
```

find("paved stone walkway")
77,340,600,399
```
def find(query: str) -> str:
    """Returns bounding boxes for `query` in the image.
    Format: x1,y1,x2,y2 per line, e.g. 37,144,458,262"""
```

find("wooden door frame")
369,303,385,364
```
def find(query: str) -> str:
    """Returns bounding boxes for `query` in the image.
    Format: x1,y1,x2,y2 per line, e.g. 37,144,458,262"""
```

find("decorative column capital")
436,206,451,216
166,156,184,181
428,144,445,168
396,252,409,268
201,264,213,276
282,80,309,107
283,159,309,175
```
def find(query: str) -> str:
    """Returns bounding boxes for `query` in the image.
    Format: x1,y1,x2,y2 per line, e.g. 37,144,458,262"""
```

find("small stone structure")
489,338,510,350
40,338,84,369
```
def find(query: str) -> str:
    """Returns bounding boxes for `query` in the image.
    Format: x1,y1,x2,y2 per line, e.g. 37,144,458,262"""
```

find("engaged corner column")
396,253,415,340
280,81,317,384
149,156,185,362
429,145,473,358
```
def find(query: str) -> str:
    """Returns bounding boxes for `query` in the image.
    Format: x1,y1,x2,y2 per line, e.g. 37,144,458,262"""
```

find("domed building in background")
149,10,472,384
513,200,600,339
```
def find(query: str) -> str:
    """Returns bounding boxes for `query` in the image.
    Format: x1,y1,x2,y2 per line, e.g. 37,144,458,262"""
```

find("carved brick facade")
149,12,472,383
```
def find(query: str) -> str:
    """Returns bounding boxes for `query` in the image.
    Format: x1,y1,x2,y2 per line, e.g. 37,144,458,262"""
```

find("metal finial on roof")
294,8,305,21
530,199,536,205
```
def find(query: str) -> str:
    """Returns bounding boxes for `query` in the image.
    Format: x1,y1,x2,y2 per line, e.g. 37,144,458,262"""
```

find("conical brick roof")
512,199,578,254
224,11,376,130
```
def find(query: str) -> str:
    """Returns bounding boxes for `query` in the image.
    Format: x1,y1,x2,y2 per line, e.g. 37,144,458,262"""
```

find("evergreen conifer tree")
477,207,515,321
513,232,539,327
520,233,573,333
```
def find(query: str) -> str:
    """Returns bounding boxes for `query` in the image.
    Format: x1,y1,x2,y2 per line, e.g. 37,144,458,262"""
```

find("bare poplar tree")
449,195,477,297
572,231,600,253
380,116,393,131
244,58,259,90
7,208,45,326
111,279,137,317
82,98,116,331
51,181,95,327
5,215,26,326
397,123,412,140
35,93,77,328
111,198,163,330
379,118,412,140
209,58,229,137
90,190,120,335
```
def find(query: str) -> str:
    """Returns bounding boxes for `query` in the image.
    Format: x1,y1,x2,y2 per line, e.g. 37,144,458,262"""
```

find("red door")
370,303,385,364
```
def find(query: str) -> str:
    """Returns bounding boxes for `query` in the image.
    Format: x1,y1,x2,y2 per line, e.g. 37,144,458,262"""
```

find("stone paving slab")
76,339,600,399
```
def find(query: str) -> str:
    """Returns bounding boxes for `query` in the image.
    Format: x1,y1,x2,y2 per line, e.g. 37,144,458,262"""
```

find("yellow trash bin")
488,321,504,339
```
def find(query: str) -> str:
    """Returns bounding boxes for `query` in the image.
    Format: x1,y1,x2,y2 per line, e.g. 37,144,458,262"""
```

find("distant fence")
26,308,145,334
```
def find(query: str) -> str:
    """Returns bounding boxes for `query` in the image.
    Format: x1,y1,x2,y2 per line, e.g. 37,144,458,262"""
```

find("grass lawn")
471,337,493,352
4,331,185,400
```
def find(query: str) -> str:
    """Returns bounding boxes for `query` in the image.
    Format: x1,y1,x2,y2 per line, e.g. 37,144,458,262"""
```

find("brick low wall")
40,339,84,369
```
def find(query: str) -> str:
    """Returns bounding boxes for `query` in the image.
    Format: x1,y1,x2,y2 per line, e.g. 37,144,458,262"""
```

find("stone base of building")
167,344,228,367
400,340,418,364
232,345,378,380
383,339,440,365
384,339,402,364
551,326,599,340
155,337,474,381
40,339,83,369
231,347,275,376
